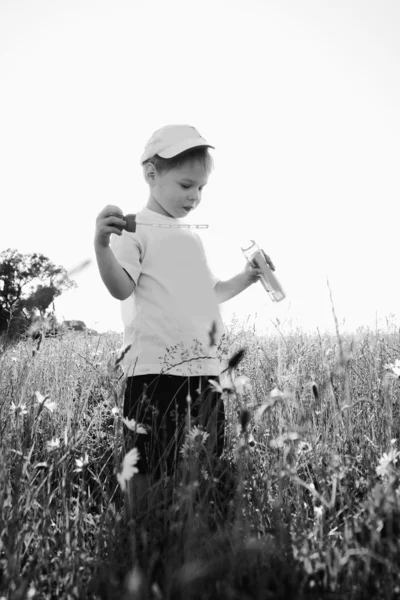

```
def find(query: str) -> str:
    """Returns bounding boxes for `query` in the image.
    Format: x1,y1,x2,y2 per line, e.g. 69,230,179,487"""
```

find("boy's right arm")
94,205,135,301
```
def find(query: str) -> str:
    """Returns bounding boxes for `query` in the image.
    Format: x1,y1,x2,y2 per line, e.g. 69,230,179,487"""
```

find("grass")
1,314,400,599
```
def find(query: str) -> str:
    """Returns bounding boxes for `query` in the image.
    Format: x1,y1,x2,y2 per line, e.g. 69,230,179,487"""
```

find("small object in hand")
123,214,137,233
109,213,137,233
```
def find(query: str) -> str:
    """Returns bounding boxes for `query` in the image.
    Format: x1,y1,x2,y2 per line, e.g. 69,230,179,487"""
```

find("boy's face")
145,160,209,218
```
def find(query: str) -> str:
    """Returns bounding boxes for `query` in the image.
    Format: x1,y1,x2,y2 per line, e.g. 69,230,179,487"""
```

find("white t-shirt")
110,206,228,377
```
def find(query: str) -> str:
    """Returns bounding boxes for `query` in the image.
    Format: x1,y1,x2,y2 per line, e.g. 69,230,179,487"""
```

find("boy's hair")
142,146,214,177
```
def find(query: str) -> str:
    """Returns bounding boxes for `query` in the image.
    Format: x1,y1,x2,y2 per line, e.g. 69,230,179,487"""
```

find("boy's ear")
144,164,156,186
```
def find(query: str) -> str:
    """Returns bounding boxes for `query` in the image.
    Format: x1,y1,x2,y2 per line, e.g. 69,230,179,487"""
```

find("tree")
0,249,77,338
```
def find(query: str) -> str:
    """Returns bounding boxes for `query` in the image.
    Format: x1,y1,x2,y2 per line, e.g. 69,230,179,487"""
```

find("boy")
94,124,272,516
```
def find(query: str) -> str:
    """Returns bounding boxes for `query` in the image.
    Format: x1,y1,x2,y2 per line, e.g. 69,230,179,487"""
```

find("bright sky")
1,0,399,338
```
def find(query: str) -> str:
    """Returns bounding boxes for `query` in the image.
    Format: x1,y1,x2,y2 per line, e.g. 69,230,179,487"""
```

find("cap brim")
158,138,215,159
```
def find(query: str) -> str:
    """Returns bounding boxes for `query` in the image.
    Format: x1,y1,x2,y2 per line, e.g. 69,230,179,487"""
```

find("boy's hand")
94,206,126,248
243,249,275,285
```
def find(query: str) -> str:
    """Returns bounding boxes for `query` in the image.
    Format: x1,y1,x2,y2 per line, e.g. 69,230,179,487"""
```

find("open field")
1,316,400,600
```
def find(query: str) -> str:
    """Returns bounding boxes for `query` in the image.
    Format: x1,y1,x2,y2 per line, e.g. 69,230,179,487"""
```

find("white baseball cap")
140,124,215,165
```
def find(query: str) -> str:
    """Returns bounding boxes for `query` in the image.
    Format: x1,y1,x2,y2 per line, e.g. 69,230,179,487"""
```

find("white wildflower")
384,359,400,378
208,372,234,394
46,438,60,452
10,402,28,416
270,431,301,449
234,375,253,395
188,425,209,445
117,447,140,492
376,447,400,478
111,406,120,417
121,417,148,435
297,441,312,455
27,586,37,599
208,379,222,393
180,426,210,457
270,387,284,398
35,392,50,404
75,452,89,472
201,468,210,480
35,391,57,412
314,505,323,520
270,435,285,449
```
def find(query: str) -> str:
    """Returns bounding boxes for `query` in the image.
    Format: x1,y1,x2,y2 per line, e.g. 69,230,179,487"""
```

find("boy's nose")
189,192,201,203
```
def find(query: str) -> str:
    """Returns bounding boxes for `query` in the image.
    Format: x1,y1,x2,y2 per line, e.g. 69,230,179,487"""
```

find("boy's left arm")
214,250,275,304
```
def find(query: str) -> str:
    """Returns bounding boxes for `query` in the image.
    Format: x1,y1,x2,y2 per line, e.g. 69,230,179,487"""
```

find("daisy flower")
75,452,89,472
180,426,210,457
384,359,400,378
376,447,400,478
121,417,148,435
10,402,28,416
188,425,210,445
117,447,140,492
35,391,57,413
208,372,235,394
297,441,312,455
46,438,61,452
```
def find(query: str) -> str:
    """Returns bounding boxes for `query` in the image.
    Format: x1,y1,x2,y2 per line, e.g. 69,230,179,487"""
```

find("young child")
94,124,272,516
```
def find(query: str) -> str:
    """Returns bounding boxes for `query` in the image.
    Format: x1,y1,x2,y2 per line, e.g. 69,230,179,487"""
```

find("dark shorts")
123,374,225,476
